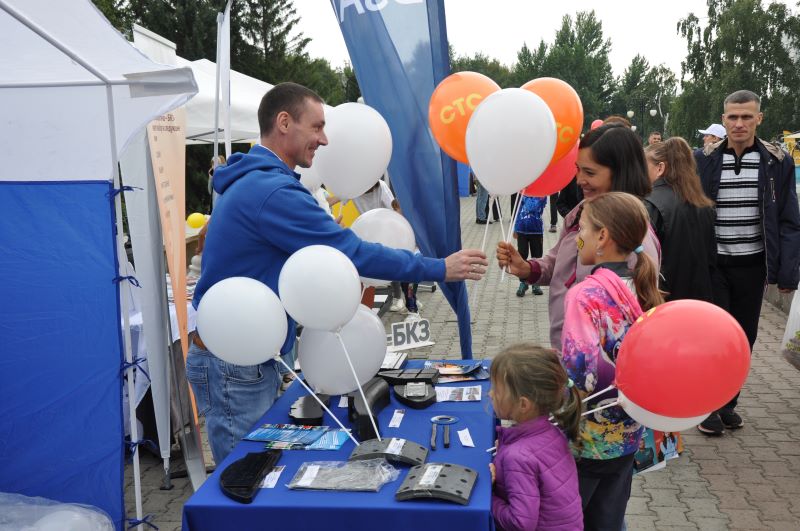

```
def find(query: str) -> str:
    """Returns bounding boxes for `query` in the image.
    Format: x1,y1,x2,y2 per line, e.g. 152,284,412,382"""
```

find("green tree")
511,41,547,86
673,0,800,142
450,51,513,87
509,11,616,129
92,0,134,35
610,55,677,138
341,64,361,103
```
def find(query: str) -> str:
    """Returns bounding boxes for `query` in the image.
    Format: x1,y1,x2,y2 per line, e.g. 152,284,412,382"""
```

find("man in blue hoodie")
187,82,489,463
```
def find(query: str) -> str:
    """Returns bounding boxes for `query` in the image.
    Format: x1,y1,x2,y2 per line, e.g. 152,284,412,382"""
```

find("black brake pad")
349,437,428,466
395,462,477,505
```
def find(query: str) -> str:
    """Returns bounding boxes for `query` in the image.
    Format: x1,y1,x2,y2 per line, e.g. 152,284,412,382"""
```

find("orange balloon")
429,72,500,163
521,78,583,163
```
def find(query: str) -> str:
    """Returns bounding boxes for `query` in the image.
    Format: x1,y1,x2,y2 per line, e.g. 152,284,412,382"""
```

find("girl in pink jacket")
561,192,664,531
489,344,583,531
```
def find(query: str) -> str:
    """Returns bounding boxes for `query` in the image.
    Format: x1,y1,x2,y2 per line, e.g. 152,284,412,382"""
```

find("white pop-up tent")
0,1,197,529
181,57,273,144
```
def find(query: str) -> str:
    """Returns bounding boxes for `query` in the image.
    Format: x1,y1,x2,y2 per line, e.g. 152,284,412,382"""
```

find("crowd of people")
492,89,800,530
190,82,799,530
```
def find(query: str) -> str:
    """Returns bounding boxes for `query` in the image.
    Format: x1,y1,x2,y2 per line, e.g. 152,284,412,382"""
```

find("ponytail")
633,250,664,310
553,383,583,445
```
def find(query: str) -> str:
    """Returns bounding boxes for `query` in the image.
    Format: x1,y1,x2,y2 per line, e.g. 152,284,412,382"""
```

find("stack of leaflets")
243,423,348,451
633,429,684,474
424,361,489,383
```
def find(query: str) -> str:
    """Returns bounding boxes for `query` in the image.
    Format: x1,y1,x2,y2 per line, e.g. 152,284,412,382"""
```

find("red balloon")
590,119,603,130
615,300,750,418
522,141,578,197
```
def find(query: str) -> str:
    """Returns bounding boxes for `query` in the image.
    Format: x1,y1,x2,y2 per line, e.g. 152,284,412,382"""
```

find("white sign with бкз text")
386,318,434,351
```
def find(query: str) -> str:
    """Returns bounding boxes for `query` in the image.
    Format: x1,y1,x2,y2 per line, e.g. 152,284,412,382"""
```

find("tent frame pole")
107,85,145,531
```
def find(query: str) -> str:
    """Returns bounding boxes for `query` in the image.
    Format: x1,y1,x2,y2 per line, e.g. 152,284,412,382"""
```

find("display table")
182,360,496,531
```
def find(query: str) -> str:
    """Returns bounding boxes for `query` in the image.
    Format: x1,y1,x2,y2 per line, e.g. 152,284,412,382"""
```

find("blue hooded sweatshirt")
193,144,446,354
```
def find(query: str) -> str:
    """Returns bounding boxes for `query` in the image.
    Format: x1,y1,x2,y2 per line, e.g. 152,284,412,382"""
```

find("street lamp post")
649,108,658,137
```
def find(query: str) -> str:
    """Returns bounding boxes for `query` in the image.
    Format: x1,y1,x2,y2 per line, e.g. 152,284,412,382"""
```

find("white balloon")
196,277,288,366
618,391,708,432
351,208,416,251
34,509,113,531
315,102,392,200
279,245,361,331
297,163,322,192
465,88,557,196
298,305,386,395
350,207,416,287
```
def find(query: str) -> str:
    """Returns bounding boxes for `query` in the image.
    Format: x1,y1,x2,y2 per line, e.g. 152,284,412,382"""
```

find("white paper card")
458,429,475,448
386,437,405,455
389,409,405,428
419,464,443,487
338,396,349,408
260,465,285,488
297,465,319,487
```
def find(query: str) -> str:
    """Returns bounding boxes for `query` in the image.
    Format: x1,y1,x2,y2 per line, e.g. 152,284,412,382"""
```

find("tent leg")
160,457,174,491
168,335,209,491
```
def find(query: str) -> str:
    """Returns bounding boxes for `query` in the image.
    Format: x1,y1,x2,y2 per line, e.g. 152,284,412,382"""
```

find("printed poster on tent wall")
147,110,190,361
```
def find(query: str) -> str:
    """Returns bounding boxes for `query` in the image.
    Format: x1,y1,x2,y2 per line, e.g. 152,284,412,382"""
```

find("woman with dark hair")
497,123,660,349
644,137,717,302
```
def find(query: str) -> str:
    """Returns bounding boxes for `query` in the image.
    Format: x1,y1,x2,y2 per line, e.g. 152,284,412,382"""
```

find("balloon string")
361,285,366,300
581,384,616,404
500,192,523,282
507,191,523,247
273,355,361,447
479,195,493,253
582,399,621,417
495,196,507,242
495,196,508,282
335,333,382,442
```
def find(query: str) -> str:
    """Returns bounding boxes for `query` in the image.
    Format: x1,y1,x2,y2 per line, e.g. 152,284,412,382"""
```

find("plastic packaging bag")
287,458,398,492
780,290,800,368
0,492,114,531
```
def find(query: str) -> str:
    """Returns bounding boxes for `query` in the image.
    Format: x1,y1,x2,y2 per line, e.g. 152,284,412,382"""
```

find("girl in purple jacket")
562,192,664,530
489,344,583,531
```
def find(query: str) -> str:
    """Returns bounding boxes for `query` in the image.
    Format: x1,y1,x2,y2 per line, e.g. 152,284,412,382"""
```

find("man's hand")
489,463,496,485
196,219,209,254
444,249,488,282
496,241,531,279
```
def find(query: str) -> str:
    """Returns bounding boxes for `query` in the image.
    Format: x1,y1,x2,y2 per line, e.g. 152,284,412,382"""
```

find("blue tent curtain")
0,181,125,526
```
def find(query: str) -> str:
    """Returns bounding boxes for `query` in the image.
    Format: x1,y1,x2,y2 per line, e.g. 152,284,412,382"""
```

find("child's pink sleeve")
561,286,601,393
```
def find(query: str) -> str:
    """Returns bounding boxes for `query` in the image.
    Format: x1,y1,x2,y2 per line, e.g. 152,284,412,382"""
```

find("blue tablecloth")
182,360,495,531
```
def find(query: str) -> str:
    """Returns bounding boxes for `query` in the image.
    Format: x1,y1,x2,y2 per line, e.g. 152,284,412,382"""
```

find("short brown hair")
602,115,632,128
258,82,324,136
724,90,760,111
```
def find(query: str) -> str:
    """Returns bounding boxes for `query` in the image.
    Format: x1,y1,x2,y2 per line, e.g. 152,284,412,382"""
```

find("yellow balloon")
187,213,206,229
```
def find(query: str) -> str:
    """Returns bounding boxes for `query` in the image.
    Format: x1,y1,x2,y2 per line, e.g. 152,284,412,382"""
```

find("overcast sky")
294,0,797,79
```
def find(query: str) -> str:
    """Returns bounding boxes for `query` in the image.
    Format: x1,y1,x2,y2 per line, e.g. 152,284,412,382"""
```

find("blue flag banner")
331,0,473,358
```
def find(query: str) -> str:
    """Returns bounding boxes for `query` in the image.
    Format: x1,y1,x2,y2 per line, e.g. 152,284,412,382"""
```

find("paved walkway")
126,195,800,530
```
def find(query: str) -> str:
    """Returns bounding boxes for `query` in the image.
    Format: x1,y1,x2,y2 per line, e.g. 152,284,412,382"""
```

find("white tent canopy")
0,0,197,180
0,0,198,525
179,58,272,144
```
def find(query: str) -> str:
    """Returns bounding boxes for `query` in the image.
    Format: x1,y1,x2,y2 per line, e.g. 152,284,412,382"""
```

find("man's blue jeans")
186,343,281,464
475,182,489,222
